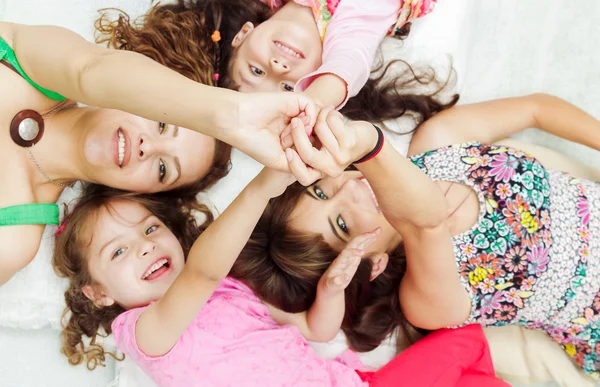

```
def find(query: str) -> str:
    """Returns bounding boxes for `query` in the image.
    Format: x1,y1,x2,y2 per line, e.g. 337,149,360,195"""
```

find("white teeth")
275,42,301,58
142,258,168,280
118,130,125,167
360,178,380,212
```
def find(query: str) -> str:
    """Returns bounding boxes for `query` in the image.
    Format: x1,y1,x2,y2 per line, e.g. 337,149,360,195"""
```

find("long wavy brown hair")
53,184,210,369
95,3,233,199
122,0,459,129
231,181,424,353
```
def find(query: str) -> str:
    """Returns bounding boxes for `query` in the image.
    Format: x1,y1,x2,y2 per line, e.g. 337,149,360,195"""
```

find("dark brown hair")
231,182,423,352
95,3,233,198
53,184,211,369
144,0,458,125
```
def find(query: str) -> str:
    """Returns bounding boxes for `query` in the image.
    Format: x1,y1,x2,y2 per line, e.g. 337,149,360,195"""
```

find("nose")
336,179,361,204
269,57,290,74
137,134,160,161
138,239,156,259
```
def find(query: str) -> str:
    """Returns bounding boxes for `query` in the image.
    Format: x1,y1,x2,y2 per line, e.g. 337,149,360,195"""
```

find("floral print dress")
410,142,600,380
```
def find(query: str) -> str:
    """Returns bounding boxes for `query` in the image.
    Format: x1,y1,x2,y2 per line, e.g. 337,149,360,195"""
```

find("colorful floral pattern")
266,1,437,40
410,142,600,379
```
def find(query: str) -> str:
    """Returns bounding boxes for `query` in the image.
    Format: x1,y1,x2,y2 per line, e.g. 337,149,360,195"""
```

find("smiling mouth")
274,41,304,59
142,257,172,281
117,129,125,167
359,178,380,213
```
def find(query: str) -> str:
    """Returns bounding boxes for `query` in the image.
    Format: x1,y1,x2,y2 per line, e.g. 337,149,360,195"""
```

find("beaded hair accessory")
211,30,221,83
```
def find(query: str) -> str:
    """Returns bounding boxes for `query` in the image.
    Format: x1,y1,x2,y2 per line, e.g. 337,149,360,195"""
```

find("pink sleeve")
112,307,170,366
294,0,402,108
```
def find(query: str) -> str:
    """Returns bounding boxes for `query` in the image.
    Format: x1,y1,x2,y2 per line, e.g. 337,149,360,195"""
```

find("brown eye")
159,159,167,182
158,122,167,134
250,65,265,76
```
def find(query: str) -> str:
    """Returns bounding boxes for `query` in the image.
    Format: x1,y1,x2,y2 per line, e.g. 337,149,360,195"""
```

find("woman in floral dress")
246,93,600,380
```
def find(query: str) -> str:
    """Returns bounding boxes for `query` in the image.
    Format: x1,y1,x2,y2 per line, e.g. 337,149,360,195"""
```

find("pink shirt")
112,277,368,387
291,0,403,107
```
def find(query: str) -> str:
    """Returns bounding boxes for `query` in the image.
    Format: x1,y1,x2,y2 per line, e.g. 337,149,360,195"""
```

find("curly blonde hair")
53,184,211,369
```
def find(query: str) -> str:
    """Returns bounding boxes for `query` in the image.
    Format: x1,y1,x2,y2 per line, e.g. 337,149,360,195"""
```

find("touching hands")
228,92,317,172
284,107,379,185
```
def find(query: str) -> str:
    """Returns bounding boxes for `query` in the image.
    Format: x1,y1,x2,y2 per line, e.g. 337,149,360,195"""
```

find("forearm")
8,23,238,140
305,289,345,342
531,93,600,151
356,132,448,229
186,181,269,282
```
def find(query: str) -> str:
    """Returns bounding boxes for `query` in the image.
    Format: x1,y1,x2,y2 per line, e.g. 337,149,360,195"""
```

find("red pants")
357,325,509,387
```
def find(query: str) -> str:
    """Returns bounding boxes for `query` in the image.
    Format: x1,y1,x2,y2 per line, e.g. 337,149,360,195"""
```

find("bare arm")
267,290,345,343
0,22,237,138
410,93,600,156
136,169,295,356
355,135,471,328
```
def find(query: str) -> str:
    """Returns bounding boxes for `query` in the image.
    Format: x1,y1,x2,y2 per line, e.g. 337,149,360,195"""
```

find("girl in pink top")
227,0,437,108
53,153,506,387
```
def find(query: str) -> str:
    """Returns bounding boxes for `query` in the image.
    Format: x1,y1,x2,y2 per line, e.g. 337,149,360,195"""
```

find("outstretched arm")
410,93,600,156
0,22,317,171
136,168,296,356
0,22,235,136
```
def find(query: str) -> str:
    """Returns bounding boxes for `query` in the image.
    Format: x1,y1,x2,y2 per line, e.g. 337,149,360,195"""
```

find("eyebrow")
303,191,346,244
98,214,154,257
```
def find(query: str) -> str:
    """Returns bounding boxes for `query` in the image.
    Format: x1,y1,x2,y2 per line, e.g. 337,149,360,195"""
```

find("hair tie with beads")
211,30,221,83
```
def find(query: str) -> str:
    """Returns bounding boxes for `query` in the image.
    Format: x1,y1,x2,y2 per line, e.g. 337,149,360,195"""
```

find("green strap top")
0,204,60,226
0,36,66,101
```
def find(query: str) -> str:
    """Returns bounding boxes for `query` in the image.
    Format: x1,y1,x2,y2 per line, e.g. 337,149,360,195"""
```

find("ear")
369,253,389,281
232,22,255,48
82,285,115,308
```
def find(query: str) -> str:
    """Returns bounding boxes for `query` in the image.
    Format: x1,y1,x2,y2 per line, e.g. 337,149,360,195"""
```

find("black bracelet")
353,124,384,164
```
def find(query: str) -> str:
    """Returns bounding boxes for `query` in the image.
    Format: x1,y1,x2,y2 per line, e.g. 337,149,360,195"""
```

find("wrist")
352,121,380,161
212,88,242,143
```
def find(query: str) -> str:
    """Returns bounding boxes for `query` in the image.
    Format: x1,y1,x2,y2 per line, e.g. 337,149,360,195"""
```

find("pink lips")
273,40,305,59
142,257,172,282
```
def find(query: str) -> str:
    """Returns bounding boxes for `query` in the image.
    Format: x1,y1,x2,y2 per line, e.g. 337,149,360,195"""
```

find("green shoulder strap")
0,37,66,101
0,204,60,226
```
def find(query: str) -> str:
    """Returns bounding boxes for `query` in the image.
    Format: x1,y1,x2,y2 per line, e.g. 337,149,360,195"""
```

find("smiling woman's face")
80,109,216,193
288,171,400,255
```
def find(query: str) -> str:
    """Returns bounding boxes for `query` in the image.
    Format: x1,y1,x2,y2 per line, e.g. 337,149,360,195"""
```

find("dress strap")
0,204,60,226
0,37,66,101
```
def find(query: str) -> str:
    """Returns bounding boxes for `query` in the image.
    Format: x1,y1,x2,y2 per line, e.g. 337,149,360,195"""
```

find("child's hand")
318,228,381,298
284,108,379,185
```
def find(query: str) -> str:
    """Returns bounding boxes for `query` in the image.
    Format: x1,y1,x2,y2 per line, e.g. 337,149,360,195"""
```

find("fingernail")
286,148,294,161
291,118,298,129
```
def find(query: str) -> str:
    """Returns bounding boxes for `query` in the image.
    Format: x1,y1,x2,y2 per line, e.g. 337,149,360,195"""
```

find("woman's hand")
285,108,378,185
224,92,318,172
317,229,380,298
